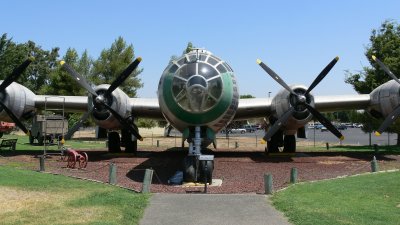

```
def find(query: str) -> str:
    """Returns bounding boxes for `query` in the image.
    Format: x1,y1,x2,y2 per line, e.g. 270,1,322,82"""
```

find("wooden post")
326,142,329,150
157,140,160,147
142,169,154,193
264,174,273,195
109,162,117,185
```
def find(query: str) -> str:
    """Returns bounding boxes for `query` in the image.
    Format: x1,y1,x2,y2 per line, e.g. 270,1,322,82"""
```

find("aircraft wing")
34,95,88,112
234,98,272,120
34,95,164,119
129,98,163,119
234,94,371,121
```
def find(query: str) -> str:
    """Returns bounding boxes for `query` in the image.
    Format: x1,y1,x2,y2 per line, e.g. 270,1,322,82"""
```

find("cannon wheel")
67,150,78,168
79,152,88,169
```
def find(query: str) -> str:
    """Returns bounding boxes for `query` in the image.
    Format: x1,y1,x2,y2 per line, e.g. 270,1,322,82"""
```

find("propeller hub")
95,95,105,104
298,95,306,104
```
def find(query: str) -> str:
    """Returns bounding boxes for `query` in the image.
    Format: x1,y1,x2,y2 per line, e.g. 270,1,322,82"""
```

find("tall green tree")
42,48,91,96
0,34,59,93
185,42,194,53
345,20,400,145
91,37,143,97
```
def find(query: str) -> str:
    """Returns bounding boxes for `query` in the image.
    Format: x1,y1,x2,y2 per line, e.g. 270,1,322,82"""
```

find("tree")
42,48,90,96
185,42,194,53
0,34,59,93
240,94,255,99
345,20,400,145
91,37,143,97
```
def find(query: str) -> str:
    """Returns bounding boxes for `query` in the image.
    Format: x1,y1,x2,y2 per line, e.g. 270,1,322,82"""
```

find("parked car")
242,125,257,133
336,124,348,130
320,126,328,132
220,128,246,134
230,128,246,134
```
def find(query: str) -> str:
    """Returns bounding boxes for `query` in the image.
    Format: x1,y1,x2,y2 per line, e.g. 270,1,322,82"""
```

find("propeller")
371,55,400,136
257,57,344,142
60,57,143,141
0,57,35,135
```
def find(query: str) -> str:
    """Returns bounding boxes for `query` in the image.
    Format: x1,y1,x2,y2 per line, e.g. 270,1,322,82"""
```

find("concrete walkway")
140,193,292,225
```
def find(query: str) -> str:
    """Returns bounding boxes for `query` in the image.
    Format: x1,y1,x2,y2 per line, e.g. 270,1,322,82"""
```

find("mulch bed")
1,149,399,194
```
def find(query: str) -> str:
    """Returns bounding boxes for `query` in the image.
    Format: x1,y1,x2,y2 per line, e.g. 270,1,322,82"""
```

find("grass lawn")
300,145,400,154
272,171,400,225
1,134,106,151
0,166,149,225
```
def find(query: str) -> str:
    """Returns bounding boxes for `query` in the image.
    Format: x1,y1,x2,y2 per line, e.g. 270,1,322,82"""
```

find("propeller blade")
305,56,339,95
0,57,35,91
104,57,142,97
372,55,400,84
101,103,143,141
262,107,295,142
375,105,400,136
60,61,98,97
257,59,297,96
304,104,344,140
64,111,91,140
0,101,29,135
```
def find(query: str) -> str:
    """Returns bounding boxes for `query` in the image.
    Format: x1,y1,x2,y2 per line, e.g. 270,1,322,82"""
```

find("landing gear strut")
182,126,214,183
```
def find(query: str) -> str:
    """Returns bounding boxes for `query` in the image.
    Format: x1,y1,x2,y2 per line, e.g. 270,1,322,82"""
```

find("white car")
223,128,246,134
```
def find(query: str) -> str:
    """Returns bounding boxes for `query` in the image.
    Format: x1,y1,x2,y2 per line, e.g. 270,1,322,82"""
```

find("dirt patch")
1,149,400,194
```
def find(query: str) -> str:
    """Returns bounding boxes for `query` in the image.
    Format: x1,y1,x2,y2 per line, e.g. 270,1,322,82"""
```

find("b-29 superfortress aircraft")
0,49,398,183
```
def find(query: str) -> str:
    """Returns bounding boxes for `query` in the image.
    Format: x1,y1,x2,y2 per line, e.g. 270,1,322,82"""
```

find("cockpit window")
188,54,197,62
198,63,218,79
166,51,233,113
178,63,196,80
199,54,208,62
207,57,218,66
177,57,186,66
169,64,178,73
216,64,227,73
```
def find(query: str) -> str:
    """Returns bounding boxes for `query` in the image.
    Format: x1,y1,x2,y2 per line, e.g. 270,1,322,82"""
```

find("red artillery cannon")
61,148,88,169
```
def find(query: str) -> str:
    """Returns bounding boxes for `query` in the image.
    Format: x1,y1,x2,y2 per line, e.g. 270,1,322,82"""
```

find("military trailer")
30,115,68,145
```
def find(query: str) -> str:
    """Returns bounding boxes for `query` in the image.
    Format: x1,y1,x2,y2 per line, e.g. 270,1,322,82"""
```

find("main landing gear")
266,131,296,154
182,126,214,184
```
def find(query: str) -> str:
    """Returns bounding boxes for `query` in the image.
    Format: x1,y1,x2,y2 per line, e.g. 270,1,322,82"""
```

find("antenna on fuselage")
188,48,212,61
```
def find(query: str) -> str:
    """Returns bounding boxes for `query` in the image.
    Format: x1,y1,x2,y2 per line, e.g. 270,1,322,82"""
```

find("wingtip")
375,131,381,136
137,57,142,62
372,55,377,61
28,56,35,62
260,139,266,144
256,59,262,65
340,135,345,141
335,56,339,61
59,60,65,66
139,137,144,141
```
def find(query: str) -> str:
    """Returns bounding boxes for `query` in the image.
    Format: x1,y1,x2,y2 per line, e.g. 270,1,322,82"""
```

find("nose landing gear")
182,126,214,184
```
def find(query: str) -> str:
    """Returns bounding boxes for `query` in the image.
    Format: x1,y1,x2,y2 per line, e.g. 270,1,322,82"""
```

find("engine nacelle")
270,85,314,135
89,84,131,130
0,82,36,122
369,80,400,118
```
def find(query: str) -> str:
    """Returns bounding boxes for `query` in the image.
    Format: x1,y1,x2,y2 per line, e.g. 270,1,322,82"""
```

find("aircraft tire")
283,135,296,153
183,156,196,182
266,140,279,153
199,160,213,184
108,132,121,153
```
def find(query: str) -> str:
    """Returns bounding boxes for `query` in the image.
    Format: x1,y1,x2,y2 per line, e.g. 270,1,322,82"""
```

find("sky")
1,0,400,98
